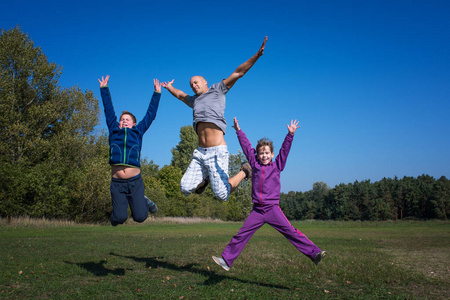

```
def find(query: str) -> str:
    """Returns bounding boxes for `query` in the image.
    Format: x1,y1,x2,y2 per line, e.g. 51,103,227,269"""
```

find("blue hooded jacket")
101,86,161,168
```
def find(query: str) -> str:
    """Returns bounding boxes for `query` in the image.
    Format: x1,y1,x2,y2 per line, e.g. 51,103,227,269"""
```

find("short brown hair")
120,111,136,124
256,138,274,153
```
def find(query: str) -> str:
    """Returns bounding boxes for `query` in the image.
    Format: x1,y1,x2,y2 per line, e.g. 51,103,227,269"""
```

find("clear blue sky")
2,0,449,192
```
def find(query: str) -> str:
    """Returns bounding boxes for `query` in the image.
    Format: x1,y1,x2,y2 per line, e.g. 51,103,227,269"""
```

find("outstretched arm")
161,79,189,105
274,120,298,170
98,75,110,87
223,36,267,89
232,117,241,131
235,119,257,165
98,75,117,130
138,79,162,133
287,119,300,135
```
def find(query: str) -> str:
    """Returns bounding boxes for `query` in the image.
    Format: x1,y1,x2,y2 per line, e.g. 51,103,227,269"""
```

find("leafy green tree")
1,26,60,164
417,174,435,218
351,180,374,220
0,26,107,220
374,178,397,220
157,165,188,216
143,176,168,217
158,165,183,199
299,192,317,220
171,125,197,173
326,183,359,220
225,151,252,221
280,191,305,220
140,158,160,179
310,181,330,219
432,176,449,220
66,137,111,222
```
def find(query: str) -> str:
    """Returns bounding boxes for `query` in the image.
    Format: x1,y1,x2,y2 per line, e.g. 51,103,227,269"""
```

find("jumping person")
99,75,161,226
161,37,268,201
212,117,326,271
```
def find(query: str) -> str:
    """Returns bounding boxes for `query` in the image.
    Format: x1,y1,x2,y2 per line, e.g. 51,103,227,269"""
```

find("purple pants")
222,204,322,267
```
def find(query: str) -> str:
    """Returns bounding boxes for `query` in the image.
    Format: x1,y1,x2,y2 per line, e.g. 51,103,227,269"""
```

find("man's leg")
204,146,230,201
180,149,207,196
229,162,251,193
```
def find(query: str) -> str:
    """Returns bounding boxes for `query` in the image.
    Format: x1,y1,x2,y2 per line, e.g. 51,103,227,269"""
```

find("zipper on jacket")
259,166,265,204
123,128,127,163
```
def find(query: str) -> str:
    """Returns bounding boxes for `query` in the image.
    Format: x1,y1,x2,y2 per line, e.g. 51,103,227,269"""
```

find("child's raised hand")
98,75,110,87
153,78,161,93
233,117,240,131
287,119,300,135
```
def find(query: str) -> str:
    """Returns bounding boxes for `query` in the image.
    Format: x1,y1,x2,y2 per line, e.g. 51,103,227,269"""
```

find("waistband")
111,173,142,183
252,203,279,213
197,145,228,153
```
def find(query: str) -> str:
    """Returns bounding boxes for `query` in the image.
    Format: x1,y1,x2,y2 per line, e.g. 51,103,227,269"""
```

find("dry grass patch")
0,216,93,228
139,216,225,224
0,216,226,228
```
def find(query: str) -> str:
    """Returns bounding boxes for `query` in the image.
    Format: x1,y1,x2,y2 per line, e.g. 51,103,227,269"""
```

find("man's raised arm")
161,79,189,106
223,36,267,89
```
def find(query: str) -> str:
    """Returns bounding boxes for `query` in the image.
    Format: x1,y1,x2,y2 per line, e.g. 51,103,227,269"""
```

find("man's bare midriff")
197,122,226,148
111,165,141,179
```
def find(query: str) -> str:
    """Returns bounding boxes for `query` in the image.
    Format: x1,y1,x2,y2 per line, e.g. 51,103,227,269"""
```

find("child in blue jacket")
99,75,161,226
212,117,325,271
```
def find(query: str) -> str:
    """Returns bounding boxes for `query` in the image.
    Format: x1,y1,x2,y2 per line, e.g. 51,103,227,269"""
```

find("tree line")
1,27,448,223
280,176,449,221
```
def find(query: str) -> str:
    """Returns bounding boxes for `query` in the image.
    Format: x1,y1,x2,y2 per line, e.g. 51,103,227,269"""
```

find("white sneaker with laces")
212,256,230,271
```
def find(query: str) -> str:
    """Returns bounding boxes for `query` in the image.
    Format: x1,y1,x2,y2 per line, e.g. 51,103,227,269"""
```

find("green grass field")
1,218,449,299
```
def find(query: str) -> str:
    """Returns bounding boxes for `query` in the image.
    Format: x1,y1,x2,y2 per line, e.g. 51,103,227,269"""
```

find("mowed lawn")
0,218,449,299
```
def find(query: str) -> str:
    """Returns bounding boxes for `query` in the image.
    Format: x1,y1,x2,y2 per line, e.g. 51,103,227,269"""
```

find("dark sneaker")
212,256,230,271
240,162,252,180
195,177,209,194
145,196,158,214
111,220,119,227
314,251,326,266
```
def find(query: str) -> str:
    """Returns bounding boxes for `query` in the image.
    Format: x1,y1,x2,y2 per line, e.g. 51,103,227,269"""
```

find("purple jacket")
236,130,294,205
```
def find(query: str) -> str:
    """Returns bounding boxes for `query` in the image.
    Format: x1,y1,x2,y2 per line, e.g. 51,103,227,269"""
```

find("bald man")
162,37,267,201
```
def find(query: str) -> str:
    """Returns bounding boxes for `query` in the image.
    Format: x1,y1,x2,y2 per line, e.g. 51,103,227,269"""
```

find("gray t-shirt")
186,80,229,134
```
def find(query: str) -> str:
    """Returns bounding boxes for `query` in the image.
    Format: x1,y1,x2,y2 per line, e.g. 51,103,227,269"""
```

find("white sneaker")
212,256,230,271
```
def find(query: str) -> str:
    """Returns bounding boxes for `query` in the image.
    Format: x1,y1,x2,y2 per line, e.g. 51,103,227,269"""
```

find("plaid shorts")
180,145,230,201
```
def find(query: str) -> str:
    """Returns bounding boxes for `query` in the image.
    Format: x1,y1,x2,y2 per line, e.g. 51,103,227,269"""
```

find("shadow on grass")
64,260,126,277
110,252,291,290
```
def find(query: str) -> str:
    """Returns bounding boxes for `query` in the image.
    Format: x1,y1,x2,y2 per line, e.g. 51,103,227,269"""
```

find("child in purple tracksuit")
212,117,325,271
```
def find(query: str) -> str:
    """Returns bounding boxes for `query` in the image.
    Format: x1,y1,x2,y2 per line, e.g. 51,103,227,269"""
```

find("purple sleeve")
236,130,257,166
275,133,294,171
